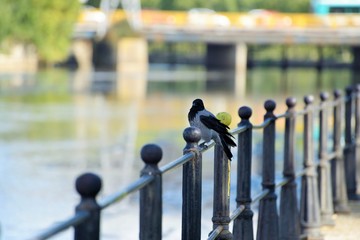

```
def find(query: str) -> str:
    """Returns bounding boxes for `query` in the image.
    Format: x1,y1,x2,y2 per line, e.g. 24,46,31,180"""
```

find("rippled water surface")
0,66,354,239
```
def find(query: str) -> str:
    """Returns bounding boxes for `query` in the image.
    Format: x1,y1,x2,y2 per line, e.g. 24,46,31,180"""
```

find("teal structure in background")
312,0,360,14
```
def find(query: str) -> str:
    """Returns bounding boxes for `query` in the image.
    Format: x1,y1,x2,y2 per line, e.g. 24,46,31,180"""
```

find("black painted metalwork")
344,86,357,199
256,100,279,240
318,92,335,226
331,90,350,213
233,106,254,240
74,173,102,240
355,85,360,196
279,97,301,240
182,126,202,240
32,85,360,240
212,143,232,239
301,95,322,239
140,144,163,240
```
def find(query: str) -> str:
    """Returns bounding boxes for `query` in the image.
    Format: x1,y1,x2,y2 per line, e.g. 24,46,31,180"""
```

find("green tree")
86,0,101,8
0,0,81,63
237,0,310,13
160,0,176,10
144,0,310,12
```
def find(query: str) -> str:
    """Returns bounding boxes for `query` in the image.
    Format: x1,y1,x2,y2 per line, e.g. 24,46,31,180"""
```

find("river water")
0,66,354,239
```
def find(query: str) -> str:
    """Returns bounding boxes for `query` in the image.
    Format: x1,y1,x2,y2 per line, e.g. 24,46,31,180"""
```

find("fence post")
233,106,254,240
257,100,279,240
279,97,300,240
344,86,358,200
354,85,360,195
318,92,335,225
139,144,163,240
182,127,202,240
74,173,102,240
332,90,350,213
300,95,322,239
212,134,232,237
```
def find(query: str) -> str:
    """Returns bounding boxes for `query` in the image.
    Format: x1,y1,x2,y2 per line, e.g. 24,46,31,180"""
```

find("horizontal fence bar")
230,124,248,135
208,204,247,240
99,175,154,209
199,140,216,153
243,96,346,133
252,189,270,204
274,169,307,190
275,112,291,119
210,187,270,239
159,152,194,174
207,226,224,240
253,118,273,129
278,108,308,118
294,108,309,116
33,212,90,240
325,150,343,161
295,168,307,179
230,205,246,222
231,106,341,134
275,177,291,188
318,96,346,109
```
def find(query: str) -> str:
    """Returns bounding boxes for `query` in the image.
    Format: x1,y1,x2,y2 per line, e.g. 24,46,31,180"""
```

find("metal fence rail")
31,85,360,240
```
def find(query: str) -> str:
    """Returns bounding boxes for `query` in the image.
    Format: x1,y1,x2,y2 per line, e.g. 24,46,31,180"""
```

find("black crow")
188,99,236,160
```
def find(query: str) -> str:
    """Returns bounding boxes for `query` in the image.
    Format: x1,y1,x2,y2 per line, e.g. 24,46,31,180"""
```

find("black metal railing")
31,85,360,240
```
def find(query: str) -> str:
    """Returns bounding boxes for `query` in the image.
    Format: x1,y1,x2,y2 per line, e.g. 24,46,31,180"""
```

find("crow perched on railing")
188,98,236,160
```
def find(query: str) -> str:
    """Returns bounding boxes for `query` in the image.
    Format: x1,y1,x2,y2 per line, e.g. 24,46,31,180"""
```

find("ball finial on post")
75,173,102,198
141,144,163,165
75,173,102,238
356,84,360,92
264,99,276,113
320,92,329,102
286,97,297,109
139,144,163,239
238,106,252,120
304,95,314,105
183,127,202,144
334,89,342,99
182,126,202,238
346,86,353,95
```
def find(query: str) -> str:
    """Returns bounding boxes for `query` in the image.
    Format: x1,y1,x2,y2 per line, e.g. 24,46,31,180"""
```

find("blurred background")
0,0,359,239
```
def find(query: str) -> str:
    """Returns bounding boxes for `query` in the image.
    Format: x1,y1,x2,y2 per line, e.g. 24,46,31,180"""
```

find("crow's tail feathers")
220,134,236,160
224,132,236,147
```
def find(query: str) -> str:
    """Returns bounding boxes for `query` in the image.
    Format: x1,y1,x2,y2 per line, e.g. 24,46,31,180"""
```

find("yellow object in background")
216,112,232,126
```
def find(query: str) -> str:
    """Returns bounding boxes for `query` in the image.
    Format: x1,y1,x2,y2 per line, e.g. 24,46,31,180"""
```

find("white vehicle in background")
76,6,107,39
187,8,231,27
239,9,292,28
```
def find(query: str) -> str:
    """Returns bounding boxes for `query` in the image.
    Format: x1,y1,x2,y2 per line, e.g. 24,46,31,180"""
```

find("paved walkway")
322,201,360,240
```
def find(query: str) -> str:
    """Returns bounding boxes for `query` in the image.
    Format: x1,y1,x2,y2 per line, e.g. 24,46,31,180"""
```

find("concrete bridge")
72,9,360,97
138,11,360,45
76,9,360,44
73,9,360,67
143,25,360,45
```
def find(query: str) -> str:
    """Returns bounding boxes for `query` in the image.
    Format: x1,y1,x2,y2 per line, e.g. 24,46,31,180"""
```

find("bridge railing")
78,9,360,31
31,85,360,239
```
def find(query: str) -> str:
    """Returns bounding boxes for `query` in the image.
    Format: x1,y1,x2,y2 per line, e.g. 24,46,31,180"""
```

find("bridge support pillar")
352,47,360,84
352,46,360,71
72,39,94,71
205,43,247,96
117,37,148,99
